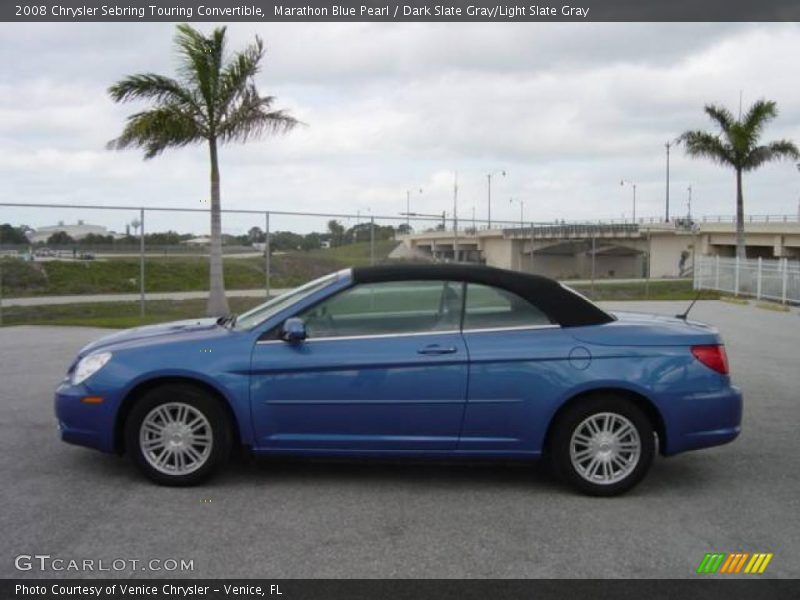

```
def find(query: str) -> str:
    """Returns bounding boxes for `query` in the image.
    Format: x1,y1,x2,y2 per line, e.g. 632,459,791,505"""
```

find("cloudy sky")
1,22,799,235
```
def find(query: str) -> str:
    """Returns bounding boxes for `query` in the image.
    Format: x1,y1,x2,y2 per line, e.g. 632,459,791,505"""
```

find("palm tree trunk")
206,137,230,316
735,167,746,260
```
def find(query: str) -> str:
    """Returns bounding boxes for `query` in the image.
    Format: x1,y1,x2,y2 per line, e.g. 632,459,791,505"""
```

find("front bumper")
54,382,118,453
660,385,743,456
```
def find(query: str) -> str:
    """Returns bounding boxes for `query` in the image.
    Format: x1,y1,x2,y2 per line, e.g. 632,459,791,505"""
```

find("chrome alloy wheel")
569,412,641,485
139,402,213,476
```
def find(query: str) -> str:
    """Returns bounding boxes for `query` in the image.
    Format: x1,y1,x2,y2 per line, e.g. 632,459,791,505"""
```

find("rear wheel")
549,395,654,496
124,384,231,486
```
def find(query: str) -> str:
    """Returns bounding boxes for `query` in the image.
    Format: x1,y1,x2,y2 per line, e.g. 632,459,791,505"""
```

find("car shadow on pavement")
228,454,564,493
66,446,725,497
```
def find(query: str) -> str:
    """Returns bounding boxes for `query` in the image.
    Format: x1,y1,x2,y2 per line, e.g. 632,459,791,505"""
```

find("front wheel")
549,396,655,496
124,384,231,486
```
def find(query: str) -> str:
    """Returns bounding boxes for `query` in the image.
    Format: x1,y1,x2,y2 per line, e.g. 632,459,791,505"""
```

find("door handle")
418,344,458,355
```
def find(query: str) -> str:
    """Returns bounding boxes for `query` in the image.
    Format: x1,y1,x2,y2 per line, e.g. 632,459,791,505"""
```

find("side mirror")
281,317,307,343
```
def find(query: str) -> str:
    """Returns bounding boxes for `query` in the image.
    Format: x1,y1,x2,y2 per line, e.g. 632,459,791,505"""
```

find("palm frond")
218,88,300,143
109,73,189,105
703,104,735,133
174,24,226,119
216,36,264,118
677,131,735,166
743,139,800,171
108,73,207,132
741,99,778,140
728,99,778,156
107,106,203,159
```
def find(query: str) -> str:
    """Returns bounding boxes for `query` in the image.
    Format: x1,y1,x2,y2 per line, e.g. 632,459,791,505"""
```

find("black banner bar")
4,0,800,22
3,580,800,600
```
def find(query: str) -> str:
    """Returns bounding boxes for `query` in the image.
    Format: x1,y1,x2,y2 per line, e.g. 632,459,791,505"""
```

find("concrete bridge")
399,216,800,280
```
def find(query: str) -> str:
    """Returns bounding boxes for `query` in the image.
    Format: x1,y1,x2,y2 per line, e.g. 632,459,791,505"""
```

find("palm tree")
107,24,298,315
678,100,798,259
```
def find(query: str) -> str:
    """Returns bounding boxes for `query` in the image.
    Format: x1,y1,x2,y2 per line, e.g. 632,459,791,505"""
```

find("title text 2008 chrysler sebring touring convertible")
55,264,742,495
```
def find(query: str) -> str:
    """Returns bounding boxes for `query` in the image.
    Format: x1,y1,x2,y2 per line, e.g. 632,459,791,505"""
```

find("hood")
79,318,221,356
570,310,720,347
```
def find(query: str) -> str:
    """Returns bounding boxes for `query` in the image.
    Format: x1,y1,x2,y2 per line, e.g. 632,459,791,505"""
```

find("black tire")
124,383,231,486
549,395,654,496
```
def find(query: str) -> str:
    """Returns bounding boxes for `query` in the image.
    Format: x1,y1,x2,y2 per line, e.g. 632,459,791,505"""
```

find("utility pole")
687,185,692,220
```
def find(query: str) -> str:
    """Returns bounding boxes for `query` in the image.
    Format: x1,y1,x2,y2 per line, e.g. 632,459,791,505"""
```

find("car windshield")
232,271,342,331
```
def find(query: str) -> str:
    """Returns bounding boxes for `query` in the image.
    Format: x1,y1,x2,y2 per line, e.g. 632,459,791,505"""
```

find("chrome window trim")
256,329,462,345
255,324,560,345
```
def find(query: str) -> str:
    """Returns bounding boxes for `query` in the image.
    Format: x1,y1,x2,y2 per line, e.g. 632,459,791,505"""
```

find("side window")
463,283,554,330
299,280,463,339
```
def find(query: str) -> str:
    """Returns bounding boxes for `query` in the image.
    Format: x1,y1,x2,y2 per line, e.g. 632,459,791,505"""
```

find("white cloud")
1,22,799,233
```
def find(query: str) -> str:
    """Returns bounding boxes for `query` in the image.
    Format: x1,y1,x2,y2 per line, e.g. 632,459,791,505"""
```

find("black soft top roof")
351,264,613,328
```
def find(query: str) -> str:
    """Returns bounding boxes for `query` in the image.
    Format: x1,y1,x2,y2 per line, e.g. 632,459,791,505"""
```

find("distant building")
27,220,111,244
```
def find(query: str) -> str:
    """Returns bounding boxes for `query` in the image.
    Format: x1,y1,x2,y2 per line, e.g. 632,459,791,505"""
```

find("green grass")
570,279,720,301
306,240,397,264
0,240,398,298
0,297,267,329
2,278,723,329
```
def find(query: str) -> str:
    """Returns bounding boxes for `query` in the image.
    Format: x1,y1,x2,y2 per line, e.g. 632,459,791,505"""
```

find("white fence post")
756,257,762,300
781,257,788,305
687,255,795,304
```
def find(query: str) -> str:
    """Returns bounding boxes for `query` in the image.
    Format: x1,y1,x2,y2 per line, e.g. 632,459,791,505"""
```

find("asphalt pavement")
1,300,798,578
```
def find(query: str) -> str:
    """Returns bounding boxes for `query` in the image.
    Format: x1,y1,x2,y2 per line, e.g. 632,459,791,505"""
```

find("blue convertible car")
55,264,742,495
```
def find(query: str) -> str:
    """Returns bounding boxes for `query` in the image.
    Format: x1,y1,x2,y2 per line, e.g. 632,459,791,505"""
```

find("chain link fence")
7,201,786,326
695,256,800,305
1,201,535,326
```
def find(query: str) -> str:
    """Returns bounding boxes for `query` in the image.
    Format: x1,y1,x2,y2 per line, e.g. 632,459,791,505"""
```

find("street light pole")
406,187,422,229
487,169,506,230
510,197,524,228
621,180,637,224
453,172,459,261
665,141,671,222
687,185,692,220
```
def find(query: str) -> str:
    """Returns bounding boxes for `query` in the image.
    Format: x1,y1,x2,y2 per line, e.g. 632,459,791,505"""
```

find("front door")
250,280,468,451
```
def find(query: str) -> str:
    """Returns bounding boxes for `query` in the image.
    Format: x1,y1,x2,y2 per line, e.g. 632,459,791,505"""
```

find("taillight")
691,345,729,375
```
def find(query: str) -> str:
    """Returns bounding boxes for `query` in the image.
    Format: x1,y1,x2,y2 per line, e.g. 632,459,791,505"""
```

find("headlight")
72,352,112,385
